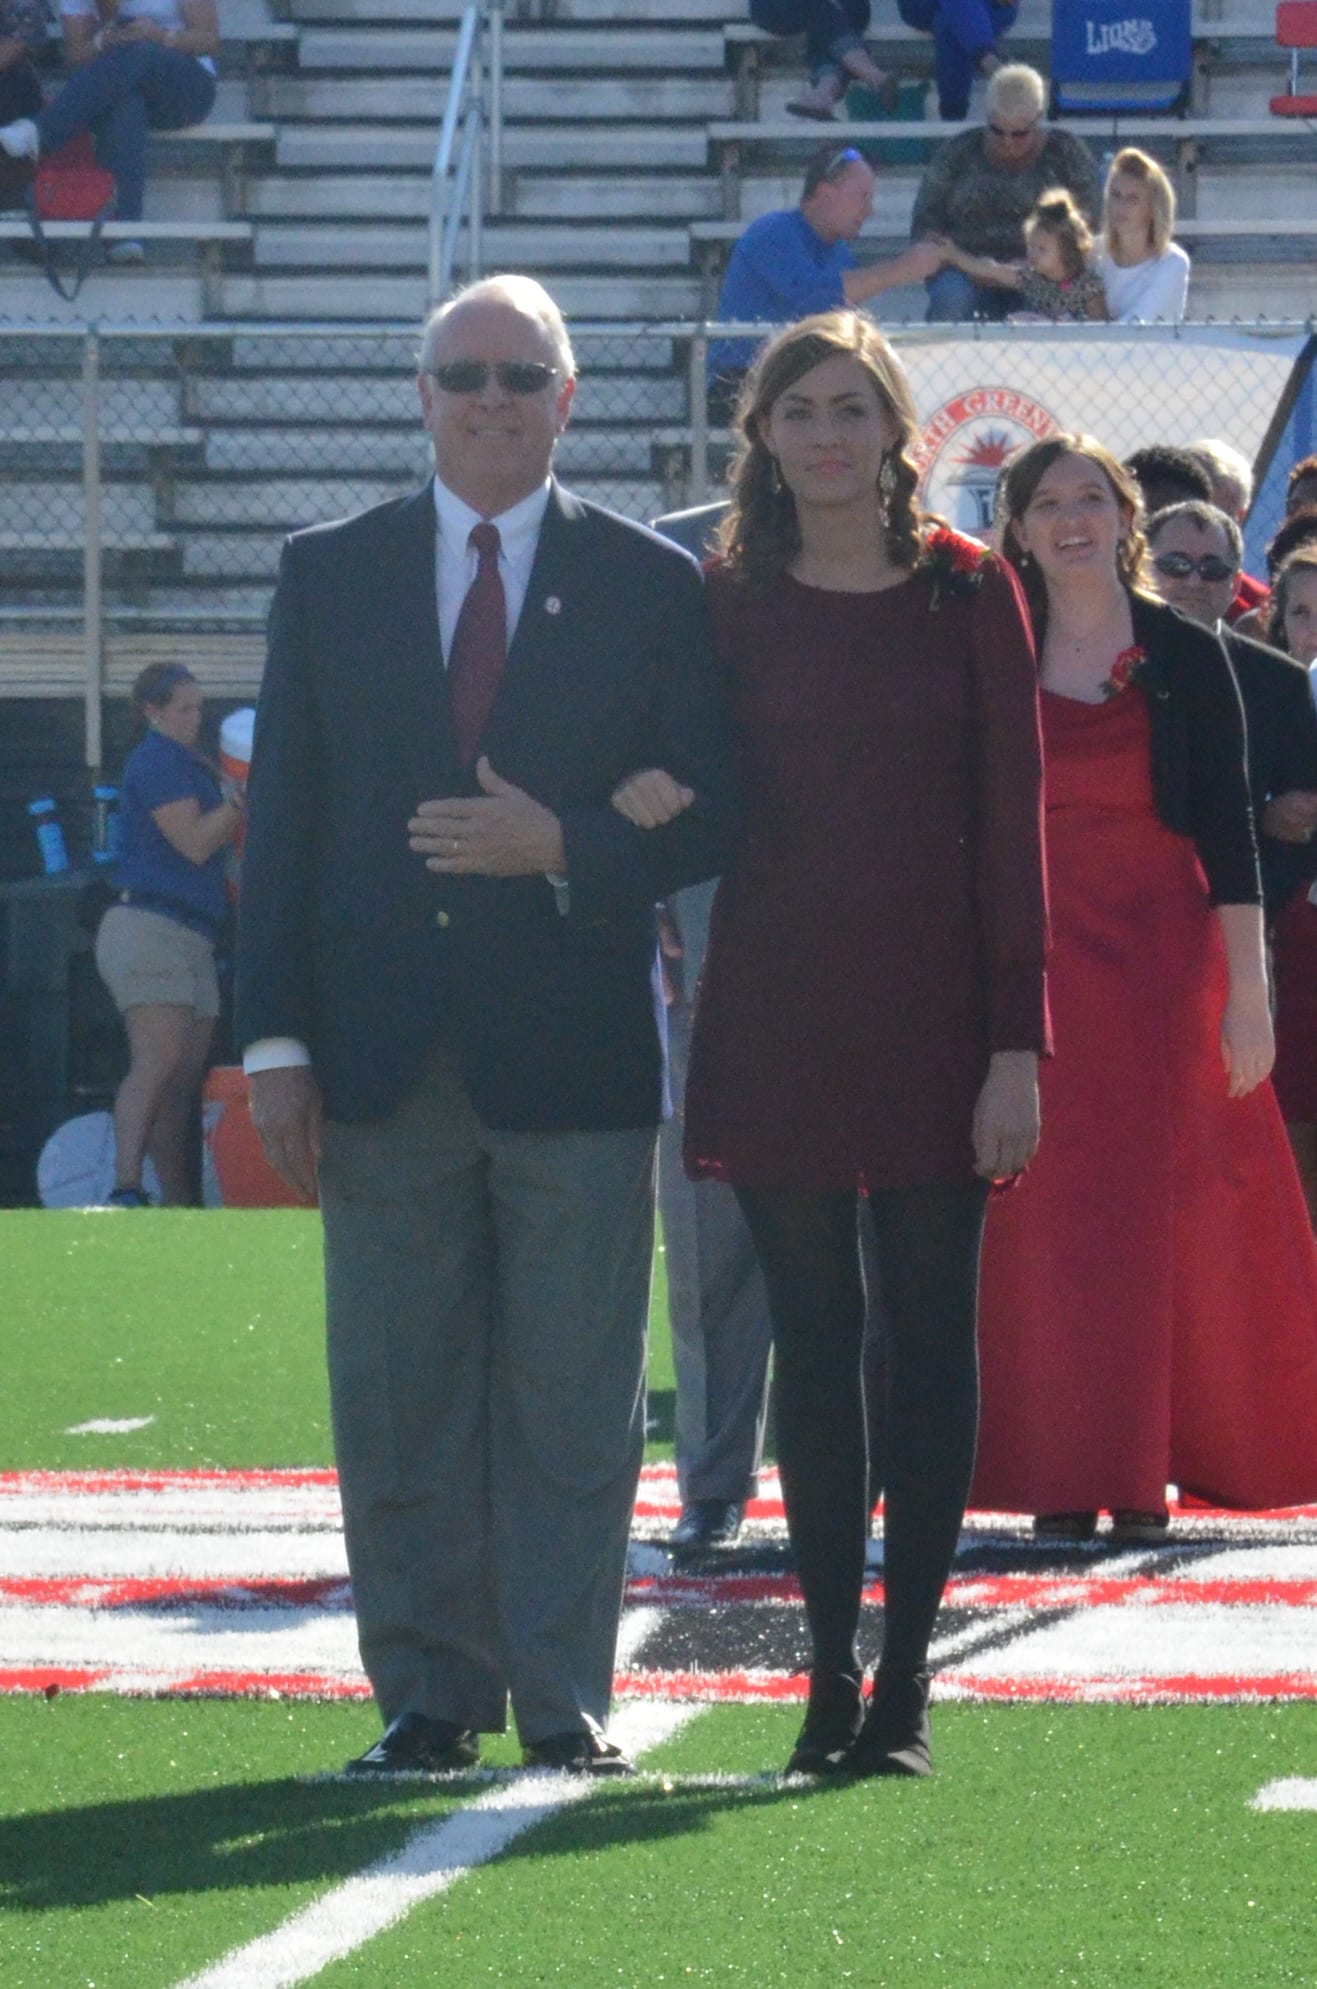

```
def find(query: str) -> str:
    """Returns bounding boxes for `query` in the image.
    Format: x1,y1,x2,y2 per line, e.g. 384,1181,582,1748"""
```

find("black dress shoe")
345,1711,480,1775
849,1666,933,1779
522,1727,636,1776
784,1667,864,1776
668,1498,745,1553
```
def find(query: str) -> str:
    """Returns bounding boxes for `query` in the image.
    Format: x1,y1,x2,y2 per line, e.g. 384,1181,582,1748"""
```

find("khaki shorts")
96,904,220,1019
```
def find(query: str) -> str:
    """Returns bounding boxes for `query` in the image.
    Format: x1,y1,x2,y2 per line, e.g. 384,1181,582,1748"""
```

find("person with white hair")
1190,436,1271,625
236,273,736,1780
909,63,1101,320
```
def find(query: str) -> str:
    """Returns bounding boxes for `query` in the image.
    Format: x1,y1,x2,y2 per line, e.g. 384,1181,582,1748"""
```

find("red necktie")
448,520,507,767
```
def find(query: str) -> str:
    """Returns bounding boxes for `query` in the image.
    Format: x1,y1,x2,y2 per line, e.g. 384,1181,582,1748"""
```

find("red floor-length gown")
973,684,1317,1514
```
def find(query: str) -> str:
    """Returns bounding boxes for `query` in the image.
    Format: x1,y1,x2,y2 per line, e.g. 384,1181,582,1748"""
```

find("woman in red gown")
614,311,1049,1776
973,436,1317,1543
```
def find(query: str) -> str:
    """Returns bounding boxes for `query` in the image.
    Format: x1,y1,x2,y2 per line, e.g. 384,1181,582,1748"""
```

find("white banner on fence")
887,325,1308,535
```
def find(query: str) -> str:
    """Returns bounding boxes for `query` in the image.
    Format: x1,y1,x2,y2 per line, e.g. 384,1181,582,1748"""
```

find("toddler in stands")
935,187,1108,322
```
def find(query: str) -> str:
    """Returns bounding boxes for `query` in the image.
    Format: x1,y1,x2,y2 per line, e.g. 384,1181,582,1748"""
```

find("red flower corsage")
1100,644,1149,700
921,526,991,610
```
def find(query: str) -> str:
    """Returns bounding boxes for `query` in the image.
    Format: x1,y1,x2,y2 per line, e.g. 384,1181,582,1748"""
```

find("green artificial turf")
3,1698,1314,1989
0,1210,678,1472
317,1703,1317,1989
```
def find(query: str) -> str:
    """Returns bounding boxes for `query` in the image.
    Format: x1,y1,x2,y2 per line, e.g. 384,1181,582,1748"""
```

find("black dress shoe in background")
345,1711,481,1775
668,1498,745,1553
848,1666,933,1779
522,1728,636,1776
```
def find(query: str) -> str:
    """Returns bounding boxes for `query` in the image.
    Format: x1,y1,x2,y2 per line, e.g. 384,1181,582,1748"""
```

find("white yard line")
169,1698,698,1989
1250,1777,1317,1811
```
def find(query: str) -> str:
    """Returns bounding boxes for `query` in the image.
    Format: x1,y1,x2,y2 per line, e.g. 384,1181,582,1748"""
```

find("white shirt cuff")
243,1037,312,1074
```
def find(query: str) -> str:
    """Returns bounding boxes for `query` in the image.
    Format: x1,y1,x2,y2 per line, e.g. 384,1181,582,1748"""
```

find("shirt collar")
432,474,552,562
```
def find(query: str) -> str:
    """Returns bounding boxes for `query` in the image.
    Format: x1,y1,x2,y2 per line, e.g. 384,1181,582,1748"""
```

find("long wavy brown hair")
997,433,1149,637
716,312,924,591
1268,544,1317,657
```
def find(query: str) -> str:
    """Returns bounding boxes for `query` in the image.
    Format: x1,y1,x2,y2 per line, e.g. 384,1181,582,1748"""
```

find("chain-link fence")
1,318,1312,753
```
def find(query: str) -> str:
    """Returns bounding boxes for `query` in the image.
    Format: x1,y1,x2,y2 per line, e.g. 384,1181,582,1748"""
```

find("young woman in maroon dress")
973,436,1317,1543
614,311,1049,1776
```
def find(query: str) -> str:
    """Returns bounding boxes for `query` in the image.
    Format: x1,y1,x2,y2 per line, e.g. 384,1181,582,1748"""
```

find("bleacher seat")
1051,0,1192,115
1271,1,1317,115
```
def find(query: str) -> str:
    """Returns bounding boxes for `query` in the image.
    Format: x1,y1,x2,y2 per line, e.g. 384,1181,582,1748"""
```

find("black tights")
737,1180,987,1679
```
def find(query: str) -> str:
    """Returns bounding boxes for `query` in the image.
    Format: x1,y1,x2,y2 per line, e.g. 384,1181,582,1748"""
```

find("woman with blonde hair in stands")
1098,146,1190,323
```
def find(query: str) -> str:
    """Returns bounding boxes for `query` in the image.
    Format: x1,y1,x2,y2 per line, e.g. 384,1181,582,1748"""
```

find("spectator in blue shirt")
94,662,244,1206
709,145,945,418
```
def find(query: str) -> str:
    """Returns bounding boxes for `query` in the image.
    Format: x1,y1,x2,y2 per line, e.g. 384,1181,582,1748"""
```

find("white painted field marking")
170,1699,698,1989
1250,1778,1317,1811
64,1417,156,1436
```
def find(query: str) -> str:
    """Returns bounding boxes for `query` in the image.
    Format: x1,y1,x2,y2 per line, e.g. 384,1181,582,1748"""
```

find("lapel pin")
544,595,562,616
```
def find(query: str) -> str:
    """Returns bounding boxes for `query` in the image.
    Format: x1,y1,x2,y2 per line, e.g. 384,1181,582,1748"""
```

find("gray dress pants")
318,1042,656,1744
658,880,773,1505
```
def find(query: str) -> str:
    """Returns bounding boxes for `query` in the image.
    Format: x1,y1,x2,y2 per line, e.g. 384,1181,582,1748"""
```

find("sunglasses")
1153,551,1238,583
988,121,1039,140
427,360,558,396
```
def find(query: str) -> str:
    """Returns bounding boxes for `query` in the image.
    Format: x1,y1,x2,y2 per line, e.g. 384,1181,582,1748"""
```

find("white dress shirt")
244,475,555,1077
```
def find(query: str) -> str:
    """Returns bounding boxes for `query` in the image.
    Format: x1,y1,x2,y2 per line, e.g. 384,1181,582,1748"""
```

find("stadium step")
296,28,728,71
252,222,693,271
217,273,703,318
255,75,736,121
273,122,711,170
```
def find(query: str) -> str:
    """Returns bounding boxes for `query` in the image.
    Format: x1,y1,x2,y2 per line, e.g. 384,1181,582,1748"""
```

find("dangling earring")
769,456,783,496
879,454,898,502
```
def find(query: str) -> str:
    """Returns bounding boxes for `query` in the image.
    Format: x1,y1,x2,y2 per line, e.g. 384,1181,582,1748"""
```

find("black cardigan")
1128,591,1261,908
1221,625,1317,918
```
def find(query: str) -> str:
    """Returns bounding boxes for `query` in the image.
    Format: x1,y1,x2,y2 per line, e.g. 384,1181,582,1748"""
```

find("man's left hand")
409,756,567,875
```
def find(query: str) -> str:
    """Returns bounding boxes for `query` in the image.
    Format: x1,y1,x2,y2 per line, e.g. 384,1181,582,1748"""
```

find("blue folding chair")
1052,0,1193,115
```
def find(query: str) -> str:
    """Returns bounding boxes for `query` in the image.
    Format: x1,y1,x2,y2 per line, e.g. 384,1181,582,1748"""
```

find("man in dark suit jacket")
235,275,735,1777
1147,501,1317,917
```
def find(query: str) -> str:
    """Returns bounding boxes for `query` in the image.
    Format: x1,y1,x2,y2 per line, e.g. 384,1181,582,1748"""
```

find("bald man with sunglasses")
236,275,735,1780
707,143,946,417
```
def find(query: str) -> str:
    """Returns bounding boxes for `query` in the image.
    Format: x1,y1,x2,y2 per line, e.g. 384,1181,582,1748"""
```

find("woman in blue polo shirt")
95,662,243,1206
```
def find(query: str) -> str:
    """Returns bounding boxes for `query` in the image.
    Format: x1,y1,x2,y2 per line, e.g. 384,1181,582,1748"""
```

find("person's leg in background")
0,55,42,126
88,45,215,221
109,1001,198,1200
924,263,1011,320
897,0,1018,117
660,881,773,1553
146,1010,214,1204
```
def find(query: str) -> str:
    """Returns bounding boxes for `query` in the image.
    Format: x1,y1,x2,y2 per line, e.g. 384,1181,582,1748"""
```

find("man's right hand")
248,1065,323,1201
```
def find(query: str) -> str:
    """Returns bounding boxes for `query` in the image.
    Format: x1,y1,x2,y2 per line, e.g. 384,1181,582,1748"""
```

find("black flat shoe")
1033,1511,1098,1543
345,1711,480,1775
849,1667,933,1779
668,1498,745,1553
522,1725,635,1776
1109,1508,1171,1546
784,1667,864,1776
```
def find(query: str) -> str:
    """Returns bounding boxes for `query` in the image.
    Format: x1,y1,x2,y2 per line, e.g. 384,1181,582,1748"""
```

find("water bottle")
92,784,120,865
29,798,70,875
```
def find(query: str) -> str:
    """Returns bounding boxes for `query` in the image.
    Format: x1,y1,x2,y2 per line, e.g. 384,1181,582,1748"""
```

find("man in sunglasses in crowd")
707,142,946,419
910,62,1100,320
1147,498,1317,915
236,274,735,1779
